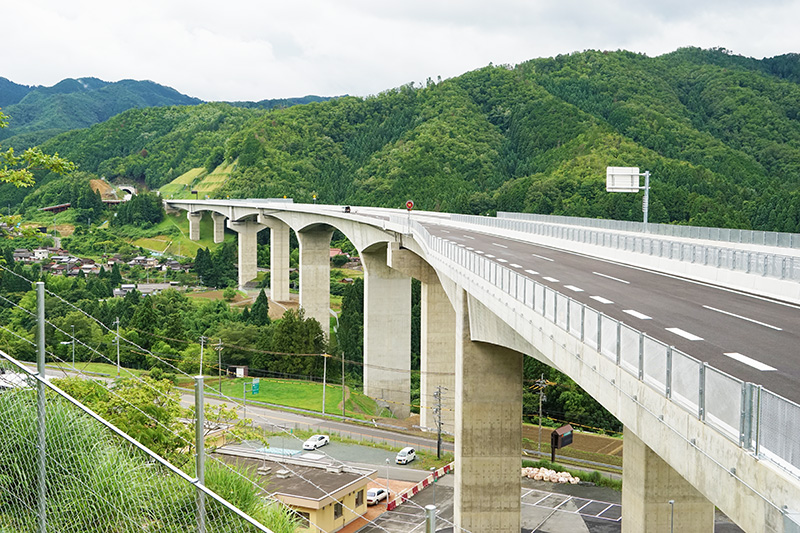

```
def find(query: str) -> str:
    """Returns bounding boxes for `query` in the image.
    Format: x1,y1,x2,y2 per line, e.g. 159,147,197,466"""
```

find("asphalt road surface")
422,223,800,404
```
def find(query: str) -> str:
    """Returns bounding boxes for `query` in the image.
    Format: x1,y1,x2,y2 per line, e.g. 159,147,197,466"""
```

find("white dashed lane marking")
702,305,782,331
564,285,584,292
724,352,777,372
666,328,703,341
623,309,652,320
511,263,522,269
542,276,559,283
486,254,495,258
493,242,508,248
591,296,614,304
532,254,554,262
525,270,539,275
498,258,508,263
463,235,475,240
593,271,630,284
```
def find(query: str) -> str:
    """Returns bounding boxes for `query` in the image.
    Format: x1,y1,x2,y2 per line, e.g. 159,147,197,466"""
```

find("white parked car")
366,488,389,505
302,434,330,450
395,447,416,464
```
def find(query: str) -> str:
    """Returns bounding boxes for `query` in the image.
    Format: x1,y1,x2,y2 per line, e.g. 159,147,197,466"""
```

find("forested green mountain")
0,77,202,148
18,47,800,232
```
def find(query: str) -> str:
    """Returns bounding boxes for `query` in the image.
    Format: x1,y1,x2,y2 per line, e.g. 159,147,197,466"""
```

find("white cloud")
2,0,798,102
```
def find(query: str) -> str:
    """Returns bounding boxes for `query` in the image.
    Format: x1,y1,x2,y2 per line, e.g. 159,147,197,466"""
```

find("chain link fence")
0,353,280,533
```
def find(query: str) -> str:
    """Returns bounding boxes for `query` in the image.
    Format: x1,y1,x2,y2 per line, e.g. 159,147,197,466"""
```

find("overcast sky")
3,0,799,102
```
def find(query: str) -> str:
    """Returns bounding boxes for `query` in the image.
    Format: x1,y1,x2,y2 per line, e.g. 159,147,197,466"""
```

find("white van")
395,447,416,464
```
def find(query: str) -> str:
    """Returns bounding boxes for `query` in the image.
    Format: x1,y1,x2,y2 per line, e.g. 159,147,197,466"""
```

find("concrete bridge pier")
227,219,266,290
188,211,202,241
454,289,523,533
211,212,226,244
259,216,291,303
387,243,455,432
298,226,335,340
362,244,412,419
622,428,714,533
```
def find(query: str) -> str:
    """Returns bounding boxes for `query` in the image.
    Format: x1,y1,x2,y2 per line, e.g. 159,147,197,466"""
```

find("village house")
214,446,374,533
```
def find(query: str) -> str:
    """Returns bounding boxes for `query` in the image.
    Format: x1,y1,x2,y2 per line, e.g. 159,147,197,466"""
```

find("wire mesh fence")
0,353,282,533
496,211,800,250
454,213,800,280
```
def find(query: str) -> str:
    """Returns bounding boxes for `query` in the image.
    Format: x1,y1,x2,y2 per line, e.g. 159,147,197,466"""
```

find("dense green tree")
113,191,164,227
249,288,270,326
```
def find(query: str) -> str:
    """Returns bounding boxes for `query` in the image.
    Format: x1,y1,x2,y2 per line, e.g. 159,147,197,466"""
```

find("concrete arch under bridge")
166,199,800,533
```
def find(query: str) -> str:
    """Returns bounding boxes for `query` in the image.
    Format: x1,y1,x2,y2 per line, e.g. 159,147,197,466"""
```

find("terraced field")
158,162,235,199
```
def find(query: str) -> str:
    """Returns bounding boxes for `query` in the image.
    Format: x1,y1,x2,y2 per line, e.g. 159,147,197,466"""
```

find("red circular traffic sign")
405,200,414,211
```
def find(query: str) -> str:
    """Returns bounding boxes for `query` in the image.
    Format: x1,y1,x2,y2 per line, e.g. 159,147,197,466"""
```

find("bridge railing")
388,215,800,481
497,211,800,250
450,214,800,281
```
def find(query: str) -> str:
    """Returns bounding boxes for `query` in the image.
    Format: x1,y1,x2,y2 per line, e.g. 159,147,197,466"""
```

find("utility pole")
216,339,223,395
322,354,327,415
533,374,555,456
433,385,447,459
341,353,345,417
115,317,120,377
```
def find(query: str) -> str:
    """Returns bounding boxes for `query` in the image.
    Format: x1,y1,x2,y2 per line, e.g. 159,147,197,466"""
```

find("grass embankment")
47,361,147,379
159,168,206,198
177,376,389,421
129,210,232,258
158,162,234,200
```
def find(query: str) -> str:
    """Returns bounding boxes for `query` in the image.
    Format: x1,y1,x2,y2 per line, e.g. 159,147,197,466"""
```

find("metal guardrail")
498,212,800,250
453,214,800,281
385,214,800,481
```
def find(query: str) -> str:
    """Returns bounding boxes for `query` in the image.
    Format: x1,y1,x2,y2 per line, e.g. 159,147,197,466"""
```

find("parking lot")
261,436,743,532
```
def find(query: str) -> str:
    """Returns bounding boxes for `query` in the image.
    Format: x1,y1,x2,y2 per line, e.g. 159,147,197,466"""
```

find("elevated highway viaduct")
167,199,800,533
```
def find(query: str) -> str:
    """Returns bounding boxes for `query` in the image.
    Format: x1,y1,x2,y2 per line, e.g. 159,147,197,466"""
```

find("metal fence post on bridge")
666,346,673,399
36,281,47,533
638,331,645,380
699,363,707,421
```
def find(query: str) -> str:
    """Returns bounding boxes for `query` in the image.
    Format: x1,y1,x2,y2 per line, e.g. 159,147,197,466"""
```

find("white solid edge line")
666,327,703,341
702,305,782,331
623,309,652,320
724,352,777,372
591,296,614,304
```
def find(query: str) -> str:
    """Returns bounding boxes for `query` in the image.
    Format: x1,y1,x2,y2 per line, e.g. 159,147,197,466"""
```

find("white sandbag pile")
521,466,580,484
